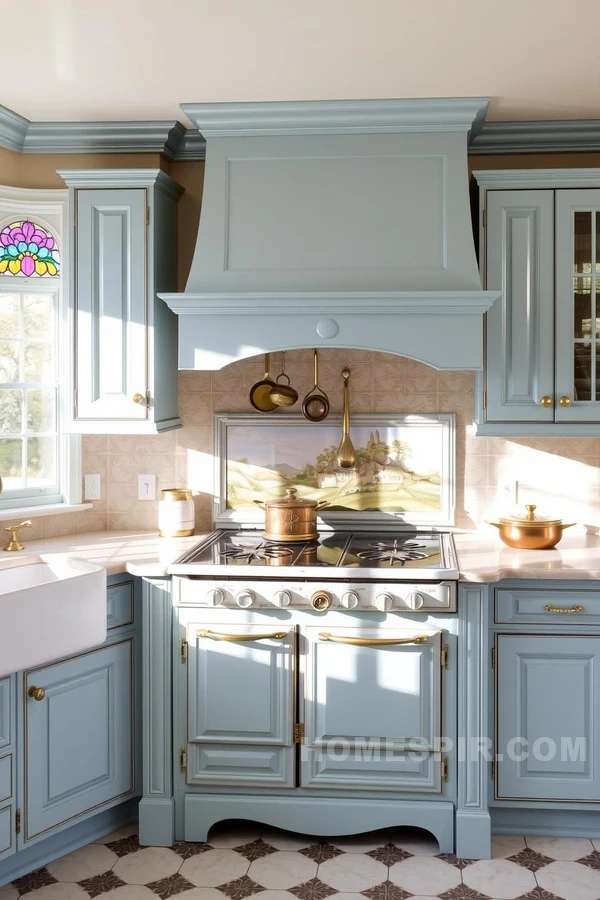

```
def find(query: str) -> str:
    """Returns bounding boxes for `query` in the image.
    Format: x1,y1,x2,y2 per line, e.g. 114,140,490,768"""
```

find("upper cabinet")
59,170,184,433
474,170,600,435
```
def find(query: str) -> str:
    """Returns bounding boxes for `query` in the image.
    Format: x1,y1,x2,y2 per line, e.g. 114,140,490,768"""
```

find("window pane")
0,294,20,338
0,221,60,277
0,388,22,433
27,436,55,486
24,294,53,338
26,388,55,433
574,285,591,338
574,343,592,400
0,438,23,489
574,212,592,274
0,340,20,382
24,341,53,382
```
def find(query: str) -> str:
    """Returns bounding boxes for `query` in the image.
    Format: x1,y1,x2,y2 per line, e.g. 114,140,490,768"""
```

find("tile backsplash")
29,349,600,540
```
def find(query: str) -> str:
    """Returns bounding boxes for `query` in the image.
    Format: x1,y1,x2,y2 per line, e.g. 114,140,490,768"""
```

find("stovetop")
170,529,459,581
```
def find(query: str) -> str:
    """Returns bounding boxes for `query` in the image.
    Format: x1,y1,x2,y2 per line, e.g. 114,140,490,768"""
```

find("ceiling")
4,0,600,125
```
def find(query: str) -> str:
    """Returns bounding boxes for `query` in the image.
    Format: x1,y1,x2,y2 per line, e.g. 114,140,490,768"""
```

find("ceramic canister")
158,488,195,537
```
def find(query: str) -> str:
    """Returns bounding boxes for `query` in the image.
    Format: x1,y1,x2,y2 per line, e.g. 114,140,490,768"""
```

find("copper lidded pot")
254,488,328,542
487,504,575,550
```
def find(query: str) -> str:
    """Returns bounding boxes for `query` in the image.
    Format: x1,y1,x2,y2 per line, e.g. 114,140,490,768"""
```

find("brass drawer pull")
318,632,429,646
28,686,45,701
196,629,287,642
544,604,584,614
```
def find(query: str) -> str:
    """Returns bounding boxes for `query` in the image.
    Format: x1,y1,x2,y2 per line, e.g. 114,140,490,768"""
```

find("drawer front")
186,743,294,788
496,589,600,625
0,753,12,803
107,581,134,630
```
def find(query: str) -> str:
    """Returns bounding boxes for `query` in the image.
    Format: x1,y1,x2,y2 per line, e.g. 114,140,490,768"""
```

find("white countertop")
8,528,600,583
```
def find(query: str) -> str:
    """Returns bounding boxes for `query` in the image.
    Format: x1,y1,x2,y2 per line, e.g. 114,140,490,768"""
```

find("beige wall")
2,149,599,538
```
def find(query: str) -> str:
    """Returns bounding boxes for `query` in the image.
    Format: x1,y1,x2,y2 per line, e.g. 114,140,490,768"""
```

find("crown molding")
470,119,600,154
0,104,29,152
181,98,491,138
473,168,600,188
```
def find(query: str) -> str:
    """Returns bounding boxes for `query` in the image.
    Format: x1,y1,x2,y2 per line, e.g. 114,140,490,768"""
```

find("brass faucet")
4,520,32,552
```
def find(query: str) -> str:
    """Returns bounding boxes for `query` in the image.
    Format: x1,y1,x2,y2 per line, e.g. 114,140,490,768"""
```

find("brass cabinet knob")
539,396,553,407
28,686,45,701
310,590,332,611
559,396,571,407
132,393,145,404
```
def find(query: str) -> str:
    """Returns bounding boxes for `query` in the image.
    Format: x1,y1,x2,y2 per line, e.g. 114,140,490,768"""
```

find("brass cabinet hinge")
442,756,449,782
294,723,305,744
144,389,151,408
180,748,187,772
15,809,21,834
491,647,495,668
482,390,487,411
180,639,188,663
441,644,449,669
146,206,150,226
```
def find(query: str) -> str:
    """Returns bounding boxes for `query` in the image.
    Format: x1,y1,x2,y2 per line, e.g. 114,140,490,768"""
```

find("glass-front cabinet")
556,191,600,421
474,172,600,433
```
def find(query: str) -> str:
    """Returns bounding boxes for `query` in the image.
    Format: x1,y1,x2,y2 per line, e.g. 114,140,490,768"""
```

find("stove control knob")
207,588,225,606
405,591,425,610
340,590,360,609
235,590,255,608
310,590,332,611
272,589,292,608
375,592,394,611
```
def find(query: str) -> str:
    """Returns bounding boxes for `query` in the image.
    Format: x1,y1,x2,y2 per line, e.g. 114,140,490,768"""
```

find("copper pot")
487,504,575,550
254,488,328,542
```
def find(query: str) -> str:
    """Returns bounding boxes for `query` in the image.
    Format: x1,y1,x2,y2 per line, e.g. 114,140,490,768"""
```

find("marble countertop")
9,528,600,583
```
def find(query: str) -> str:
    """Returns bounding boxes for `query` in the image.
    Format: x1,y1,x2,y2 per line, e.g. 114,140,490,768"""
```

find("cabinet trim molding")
474,169,600,190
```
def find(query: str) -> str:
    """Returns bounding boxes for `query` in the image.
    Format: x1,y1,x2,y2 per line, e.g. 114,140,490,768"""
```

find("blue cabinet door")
496,634,600,801
24,639,134,844
485,190,555,422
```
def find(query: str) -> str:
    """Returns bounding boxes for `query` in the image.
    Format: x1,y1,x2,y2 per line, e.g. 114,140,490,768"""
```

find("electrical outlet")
138,474,156,501
500,480,518,506
84,474,101,501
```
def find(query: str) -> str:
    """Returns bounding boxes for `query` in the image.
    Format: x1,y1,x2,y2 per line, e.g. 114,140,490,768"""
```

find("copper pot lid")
264,487,319,510
497,504,563,527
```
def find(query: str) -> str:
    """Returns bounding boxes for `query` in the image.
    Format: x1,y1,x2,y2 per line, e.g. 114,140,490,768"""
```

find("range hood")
160,98,499,370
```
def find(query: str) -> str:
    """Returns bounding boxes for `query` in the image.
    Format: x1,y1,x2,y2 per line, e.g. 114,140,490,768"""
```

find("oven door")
184,619,296,788
300,624,443,792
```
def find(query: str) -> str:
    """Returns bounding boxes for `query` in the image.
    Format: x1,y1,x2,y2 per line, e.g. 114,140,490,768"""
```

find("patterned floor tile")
576,849,600,870
106,834,142,859
439,887,491,900
171,842,213,861
235,840,278,862
387,830,439,856
93,888,155,899
329,831,391,853
367,843,413,865
113,848,182,885
289,878,337,900
179,848,249,887
248,851,316,890
12,867,58,895
462,859,536,899
490,837,526,859
207,824,262,849
525,836,594,860
77,870,127,897
15,887,88,899
319,853,386,892
505,849,554,872
0,886,18,900
436,854,476,870
145,873,196,899
361,879,413,900
536,859,600,900
514,888,565,900
47,845,119,882
260,831,313,852
95,826,138,846
299,844,343,863
217,875,264,900
389,856,461,895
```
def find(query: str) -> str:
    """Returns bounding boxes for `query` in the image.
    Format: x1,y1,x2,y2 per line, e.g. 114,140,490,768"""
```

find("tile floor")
1,825,600,900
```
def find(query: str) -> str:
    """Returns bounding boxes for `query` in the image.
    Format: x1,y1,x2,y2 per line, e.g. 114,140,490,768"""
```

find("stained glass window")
0,220,60,276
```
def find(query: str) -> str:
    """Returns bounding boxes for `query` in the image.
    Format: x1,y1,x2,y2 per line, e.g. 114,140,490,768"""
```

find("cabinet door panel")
24,640,134,842
75,188,147,421
497,634,600,801
186,744,293,788
0,804,13,858
485,190,554,422
300,626,442,791
556,189,600,421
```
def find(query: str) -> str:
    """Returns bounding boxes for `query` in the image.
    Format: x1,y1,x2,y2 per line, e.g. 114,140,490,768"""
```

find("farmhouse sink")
0,554,107,677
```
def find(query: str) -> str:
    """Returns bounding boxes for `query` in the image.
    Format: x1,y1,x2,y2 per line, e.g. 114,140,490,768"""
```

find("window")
0,188,80,512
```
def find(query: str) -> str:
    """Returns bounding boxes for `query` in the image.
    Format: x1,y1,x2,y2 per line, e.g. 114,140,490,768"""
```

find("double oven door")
180,609,448,794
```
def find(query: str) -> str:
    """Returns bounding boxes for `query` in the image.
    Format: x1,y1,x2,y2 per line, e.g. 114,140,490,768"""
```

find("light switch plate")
84,474,101,501
138,474,156,501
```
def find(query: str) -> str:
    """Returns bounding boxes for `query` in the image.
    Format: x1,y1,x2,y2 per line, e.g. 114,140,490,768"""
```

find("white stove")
169,529,459,611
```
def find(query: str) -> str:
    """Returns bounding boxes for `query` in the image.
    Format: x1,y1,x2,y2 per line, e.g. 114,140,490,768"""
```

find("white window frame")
0,185,85,518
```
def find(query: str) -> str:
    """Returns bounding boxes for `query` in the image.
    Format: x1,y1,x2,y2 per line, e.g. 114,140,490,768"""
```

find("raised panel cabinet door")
496,634,600,802
75,188,148,421
186,621,295,788
485,190,554,422
24,639,134,843
555,189,600,421
300,625,442,791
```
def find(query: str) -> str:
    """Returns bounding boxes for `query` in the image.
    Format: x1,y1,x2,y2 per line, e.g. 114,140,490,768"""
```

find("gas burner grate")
219,542,295,563
356,539,428,566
